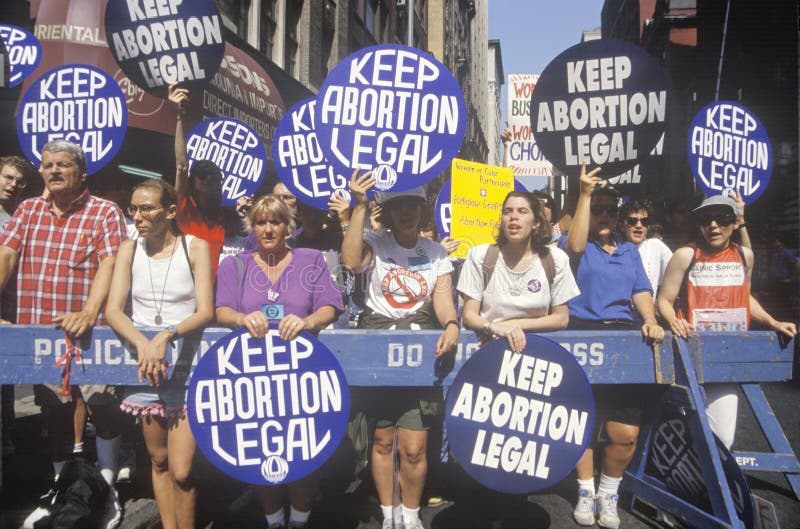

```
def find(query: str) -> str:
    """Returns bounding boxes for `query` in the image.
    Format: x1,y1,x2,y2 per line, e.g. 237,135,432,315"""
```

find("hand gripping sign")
188,328,350,485
273,98,351,209
687,101,771,204
530,39,668,179
104,0,225,98
185,117,266,207
445,335,594,493
315,44,467,193
16,64,128,175
0,24,42,87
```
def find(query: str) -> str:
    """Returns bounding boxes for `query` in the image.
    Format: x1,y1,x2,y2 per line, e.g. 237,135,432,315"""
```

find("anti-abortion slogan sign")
446,335,593,493
185,118,266,206
687,101,771,204
316,44,466,192
188,328,350,486
647,415,753,527
507,74,552,177
530,39,668,178
105,0,225,98
16,64,127,174
0,25,41,87
273,98,350,210
435,178,527,239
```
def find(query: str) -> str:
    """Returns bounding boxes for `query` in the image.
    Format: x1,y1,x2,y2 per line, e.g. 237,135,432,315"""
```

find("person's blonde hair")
248,194,296,234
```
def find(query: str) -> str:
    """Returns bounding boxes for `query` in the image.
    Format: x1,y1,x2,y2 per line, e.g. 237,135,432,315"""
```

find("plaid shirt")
0,189,126,324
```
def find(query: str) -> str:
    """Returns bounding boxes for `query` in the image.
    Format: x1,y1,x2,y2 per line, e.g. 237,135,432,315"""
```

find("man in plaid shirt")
0,140,126,528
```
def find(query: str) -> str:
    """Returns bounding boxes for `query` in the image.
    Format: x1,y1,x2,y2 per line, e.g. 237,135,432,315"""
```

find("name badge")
408,256,431,271
262,304,285,320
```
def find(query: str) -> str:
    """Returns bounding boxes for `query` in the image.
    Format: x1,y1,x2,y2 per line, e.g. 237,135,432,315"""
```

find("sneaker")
404,518,425,529
382,518,394,529
288,522,308,529
596,493,620,529
100,487,122,529
20,506,52,529
266,524,286,529
573,489,596,526
116,443,136,483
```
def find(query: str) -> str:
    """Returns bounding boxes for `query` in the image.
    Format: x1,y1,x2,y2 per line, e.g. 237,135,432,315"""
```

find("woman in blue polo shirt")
560,164,664,529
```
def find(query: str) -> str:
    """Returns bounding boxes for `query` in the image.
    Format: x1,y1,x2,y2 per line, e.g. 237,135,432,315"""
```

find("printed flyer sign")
435,178,527,239
449,158,514,259
507,74,553,177
687,101,771,204
0,24,42,87
185,117,266,206
530,39,668,178
445,335,594,493
104,0,225,98
188,328,350,486
16,64,128,174
273,98,351,210
315,44,466,192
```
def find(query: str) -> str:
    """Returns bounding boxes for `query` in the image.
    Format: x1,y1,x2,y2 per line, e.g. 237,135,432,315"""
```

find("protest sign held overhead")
507,74,552,177
435,178,527,239
446,335,593,494
0,24,41,87
688,101,771,204
16,64,127,174
273,98,350,210
185,117,266,206
188,328,350,486
316,44,466,193
530,39,668,178
104,0,225,98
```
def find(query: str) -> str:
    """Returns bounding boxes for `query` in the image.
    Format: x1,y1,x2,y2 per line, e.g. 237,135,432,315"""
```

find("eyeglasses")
696,213,737,227
590,204,618,216
624,216,651,227
1,174,27,189
127,205,162,217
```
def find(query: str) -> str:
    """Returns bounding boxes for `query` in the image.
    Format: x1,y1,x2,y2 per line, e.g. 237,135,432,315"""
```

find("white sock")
72,442,84,454
289,506,310,525
265,508,285,527
598,473,622,497
96,435,120,486
577,478,595,495
53,460,66,480
381,505,393,521
401,505,420,523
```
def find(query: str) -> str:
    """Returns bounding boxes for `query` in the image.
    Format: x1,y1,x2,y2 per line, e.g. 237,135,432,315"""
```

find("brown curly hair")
495,191,552,256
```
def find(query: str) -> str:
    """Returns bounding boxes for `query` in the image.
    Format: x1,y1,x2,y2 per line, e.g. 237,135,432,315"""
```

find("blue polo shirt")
559,234,652,322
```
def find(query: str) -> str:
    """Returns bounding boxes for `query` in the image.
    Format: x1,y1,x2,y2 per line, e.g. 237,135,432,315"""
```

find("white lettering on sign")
558,342,604,366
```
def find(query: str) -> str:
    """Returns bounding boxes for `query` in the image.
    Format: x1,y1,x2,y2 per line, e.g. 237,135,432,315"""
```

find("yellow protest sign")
449,158,514,259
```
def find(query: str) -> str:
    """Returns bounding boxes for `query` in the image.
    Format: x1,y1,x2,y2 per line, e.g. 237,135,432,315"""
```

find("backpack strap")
180,235,195,283
541,248,556,289
481,244,500,289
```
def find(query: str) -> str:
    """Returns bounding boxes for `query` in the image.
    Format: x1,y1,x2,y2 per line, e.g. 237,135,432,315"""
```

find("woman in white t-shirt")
458,191,580,352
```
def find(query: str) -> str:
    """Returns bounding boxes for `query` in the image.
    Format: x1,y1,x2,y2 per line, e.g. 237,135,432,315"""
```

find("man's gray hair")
41,140,87,176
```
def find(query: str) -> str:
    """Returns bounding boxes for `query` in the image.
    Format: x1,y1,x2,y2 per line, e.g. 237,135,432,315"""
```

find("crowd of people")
0,106,796,529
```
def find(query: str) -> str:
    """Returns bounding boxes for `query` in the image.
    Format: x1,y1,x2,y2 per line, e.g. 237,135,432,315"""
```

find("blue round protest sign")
434,179,527,238
188,328,350,486
273,98,351,210
185,118,266,207
0,24,41,87
104,0,225,98
530,39,668,179
16,64,128,175
315,44,466,193
687,101,771,204
445,335,594,494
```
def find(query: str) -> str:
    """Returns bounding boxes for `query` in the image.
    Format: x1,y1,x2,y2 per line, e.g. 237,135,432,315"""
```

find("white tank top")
131,235,197,327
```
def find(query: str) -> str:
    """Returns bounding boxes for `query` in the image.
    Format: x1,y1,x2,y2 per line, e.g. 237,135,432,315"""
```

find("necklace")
147,236,179,326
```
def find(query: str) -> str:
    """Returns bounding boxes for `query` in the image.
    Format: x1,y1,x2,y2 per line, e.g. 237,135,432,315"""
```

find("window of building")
285,0,303,76
260,0,277,59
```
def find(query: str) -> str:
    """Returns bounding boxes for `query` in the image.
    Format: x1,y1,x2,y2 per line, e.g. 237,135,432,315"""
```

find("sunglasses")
696,213,737,227
590,204,618,216
624,216,651,227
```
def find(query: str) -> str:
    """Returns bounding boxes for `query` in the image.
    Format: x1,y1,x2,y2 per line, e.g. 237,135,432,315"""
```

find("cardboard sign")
530,39,668,178
435,178,527,239
315,44,466,192
273,98,351,209
0,24,42,87
185,117,266,206
507,74,553,177
445,335,594,493
188,328,350,486
449,159,514,259
104,0,225,98
687,101,771,204
16,64,128,174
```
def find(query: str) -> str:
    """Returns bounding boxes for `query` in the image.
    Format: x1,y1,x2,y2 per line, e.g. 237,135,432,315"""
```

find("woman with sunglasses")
106,179,214,529
560,164,663,529
657,194,796,449
617,200,672,302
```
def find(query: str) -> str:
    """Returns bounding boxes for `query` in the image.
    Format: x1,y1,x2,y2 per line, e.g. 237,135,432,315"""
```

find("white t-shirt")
457,244,579,323
637,238,673,298
362,231,453,319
